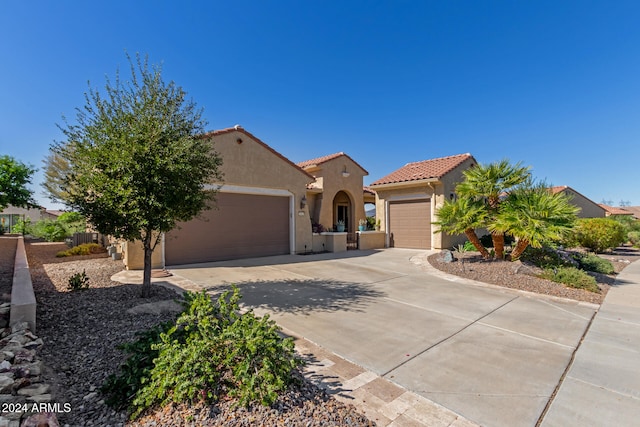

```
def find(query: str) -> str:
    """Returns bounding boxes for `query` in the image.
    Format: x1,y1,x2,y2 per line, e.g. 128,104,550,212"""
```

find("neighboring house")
621,206,640,220
0,206,61,233
297,152,369,233
549,186,606,218
598,204,635,218
370,153,477,250
158,126,316,266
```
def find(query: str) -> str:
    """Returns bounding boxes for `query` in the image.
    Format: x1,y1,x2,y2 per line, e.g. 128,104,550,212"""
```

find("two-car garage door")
388,199,431,249
165,192,290,265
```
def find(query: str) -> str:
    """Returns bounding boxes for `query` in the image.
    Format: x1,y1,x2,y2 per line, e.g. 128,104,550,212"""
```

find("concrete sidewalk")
540,258,640,426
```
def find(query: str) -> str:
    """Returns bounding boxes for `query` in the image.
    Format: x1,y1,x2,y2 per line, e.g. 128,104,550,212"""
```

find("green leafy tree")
433,197,490,258
49,54,223,297
57,211,86,234
42,151,74,204
490,183,579,260
456,159,531,258
0,155,37,211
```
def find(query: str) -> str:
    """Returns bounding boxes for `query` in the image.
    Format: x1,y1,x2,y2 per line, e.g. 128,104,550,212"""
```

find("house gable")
550,186,606,218
370,153,476,188
202,126,314,189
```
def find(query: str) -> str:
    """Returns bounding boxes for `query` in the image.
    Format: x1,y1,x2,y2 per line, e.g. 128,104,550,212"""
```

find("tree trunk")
491,232,505,259
464,229,490,259
141,232,153,298
510,239,530,261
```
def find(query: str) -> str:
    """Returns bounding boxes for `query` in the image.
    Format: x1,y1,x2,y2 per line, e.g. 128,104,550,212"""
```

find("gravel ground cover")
427,246,640,305
15,240,374,427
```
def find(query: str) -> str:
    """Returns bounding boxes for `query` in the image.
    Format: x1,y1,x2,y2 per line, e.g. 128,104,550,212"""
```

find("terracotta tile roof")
200,126,315,180
363,186,376,195
622,206,640,219
549,186,570,194
297,152,369,175
598,204,634,216
370,153,475,186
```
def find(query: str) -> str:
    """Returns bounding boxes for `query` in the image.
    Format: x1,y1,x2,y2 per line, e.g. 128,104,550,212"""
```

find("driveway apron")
169,249,597,427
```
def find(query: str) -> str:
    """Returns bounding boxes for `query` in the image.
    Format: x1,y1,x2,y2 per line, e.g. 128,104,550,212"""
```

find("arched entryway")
333,190,353,232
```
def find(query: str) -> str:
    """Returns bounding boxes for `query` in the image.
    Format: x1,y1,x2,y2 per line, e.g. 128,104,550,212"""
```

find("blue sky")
2,1,639,209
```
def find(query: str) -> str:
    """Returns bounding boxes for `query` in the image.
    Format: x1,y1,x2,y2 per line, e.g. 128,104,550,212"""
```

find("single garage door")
388,199,431,249
165,192,290,265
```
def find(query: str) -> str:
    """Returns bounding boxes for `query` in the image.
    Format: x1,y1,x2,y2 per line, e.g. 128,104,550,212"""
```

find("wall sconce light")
342,167,350,178
300,195,307,209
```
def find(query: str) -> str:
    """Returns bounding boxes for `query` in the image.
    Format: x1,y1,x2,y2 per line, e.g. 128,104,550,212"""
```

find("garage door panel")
166,193,290,265
389,199,431,249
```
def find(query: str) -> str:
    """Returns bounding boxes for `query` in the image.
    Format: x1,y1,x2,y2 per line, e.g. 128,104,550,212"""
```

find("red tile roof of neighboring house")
297,152,368,175
622,206,640,219
363,186,376,195
201,126,315,180
598,204,634,216
370,153,475,186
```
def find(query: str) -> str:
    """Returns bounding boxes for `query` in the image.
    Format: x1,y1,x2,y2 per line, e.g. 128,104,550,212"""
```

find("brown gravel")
427,246,640,305
11,239,374,427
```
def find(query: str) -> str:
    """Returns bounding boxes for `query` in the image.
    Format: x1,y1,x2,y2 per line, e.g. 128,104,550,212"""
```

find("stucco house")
155,126,315,266
0,206,61,233
549,186,606,218
598,204,635,218
370,153,477,250
297,152,370,233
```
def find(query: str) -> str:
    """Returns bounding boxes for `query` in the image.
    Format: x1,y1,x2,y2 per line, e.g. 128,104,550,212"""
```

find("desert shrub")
462,240,477,252
570,218,626,253
574,252,614,274
68,270,90,291
30,219,68,242
539,267,599,293
520,246,572,268
106,287,302,420
0,225,4,235
628,231,640,247
101,322,174,409
56,243,105,257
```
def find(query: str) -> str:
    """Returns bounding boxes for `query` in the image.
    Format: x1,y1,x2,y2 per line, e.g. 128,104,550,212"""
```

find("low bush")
574,252,614,274
68,270,90,291
56,243,105,257
571,218,626,253
103,287,303,420
628,231,640,247
520,246,572,268
539,267,600,293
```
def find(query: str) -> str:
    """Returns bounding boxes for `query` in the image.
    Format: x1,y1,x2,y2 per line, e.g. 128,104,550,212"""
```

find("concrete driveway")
168,248,597,427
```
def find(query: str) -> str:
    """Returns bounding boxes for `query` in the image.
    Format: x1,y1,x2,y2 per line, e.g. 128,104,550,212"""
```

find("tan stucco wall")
303,156,367,232
560,189,606,218
205,130,315,254
123,239,164,270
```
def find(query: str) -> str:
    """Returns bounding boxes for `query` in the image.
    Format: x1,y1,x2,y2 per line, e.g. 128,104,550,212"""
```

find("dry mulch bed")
427,246,640,305
6,239,373,427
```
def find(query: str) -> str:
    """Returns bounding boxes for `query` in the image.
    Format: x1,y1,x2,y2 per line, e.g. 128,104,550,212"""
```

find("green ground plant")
539,267,600,293
628,231,640,248
573,252,614,274
67,270,90,291
103,287,303,420
56,243,105,257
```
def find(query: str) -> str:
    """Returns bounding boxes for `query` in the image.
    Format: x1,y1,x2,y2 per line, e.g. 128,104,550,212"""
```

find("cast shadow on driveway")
203,278,386,315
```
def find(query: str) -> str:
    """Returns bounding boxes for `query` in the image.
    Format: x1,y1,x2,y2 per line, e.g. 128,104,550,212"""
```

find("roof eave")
370,177,440,189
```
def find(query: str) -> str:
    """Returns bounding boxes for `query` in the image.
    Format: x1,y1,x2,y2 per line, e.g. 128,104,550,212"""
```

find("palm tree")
433,197,491,259
490,184,579,260
456,159,531,258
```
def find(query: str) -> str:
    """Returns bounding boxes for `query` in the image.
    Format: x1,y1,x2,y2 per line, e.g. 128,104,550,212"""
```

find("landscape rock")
16,383,50,396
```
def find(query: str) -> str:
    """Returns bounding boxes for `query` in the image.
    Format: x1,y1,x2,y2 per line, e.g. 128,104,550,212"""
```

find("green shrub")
56,243,105,257
101,322,173,409
628,231,640,247
12,218,31,235
574,252,614,274
68,270,90,291
570,218,626,253
520,246,572,268
105,287,303,420
0,225,4,235
539,267,600,293
31,219,68,242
